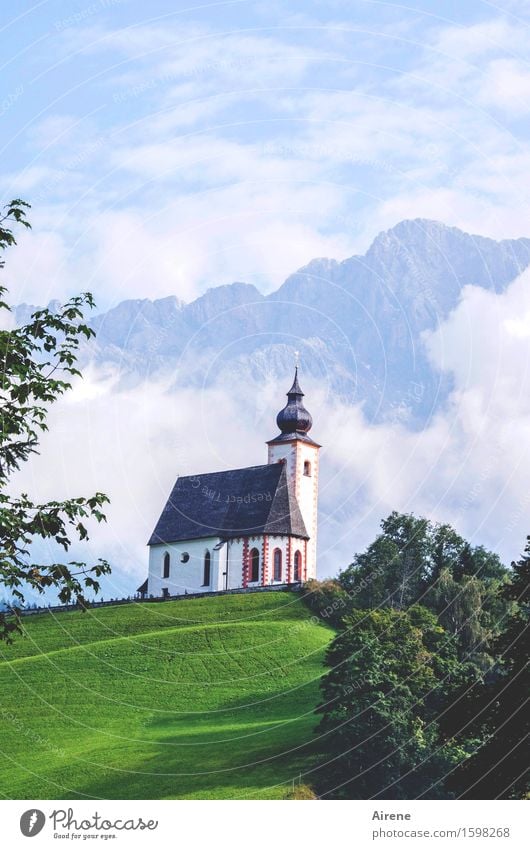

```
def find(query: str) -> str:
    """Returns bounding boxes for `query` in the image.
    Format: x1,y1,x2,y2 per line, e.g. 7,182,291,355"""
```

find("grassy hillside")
0,592,333,800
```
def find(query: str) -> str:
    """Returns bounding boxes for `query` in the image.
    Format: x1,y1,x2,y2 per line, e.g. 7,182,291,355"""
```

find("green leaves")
315,607,468,799
337,511,510,664
0,200,31,271
447,540,530,799
0,200,111,640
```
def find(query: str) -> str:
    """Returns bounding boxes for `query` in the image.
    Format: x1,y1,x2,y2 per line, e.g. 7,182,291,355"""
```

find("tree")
337,512,509,662
315,606,472,799
448,538,529,799
340,513,431,610
427,568,498,665
0,200,110,641
303,578,350,628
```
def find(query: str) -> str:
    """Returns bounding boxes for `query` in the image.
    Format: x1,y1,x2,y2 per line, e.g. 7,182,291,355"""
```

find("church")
138,368,320,597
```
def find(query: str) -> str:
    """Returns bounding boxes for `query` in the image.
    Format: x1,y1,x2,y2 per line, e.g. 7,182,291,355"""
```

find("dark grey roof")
148,463,308,545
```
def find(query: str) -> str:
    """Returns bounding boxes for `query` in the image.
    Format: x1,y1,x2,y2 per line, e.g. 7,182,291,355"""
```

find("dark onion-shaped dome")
276,368,313,434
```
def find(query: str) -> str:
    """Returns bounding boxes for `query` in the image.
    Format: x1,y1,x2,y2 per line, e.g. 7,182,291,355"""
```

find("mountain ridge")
15,218,530,425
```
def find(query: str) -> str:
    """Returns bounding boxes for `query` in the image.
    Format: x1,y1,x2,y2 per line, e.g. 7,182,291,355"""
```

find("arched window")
163,551,170,579
250,547,260,583
203,550,211,586
293,550,302,582
273,548,282,582
303,460,311,476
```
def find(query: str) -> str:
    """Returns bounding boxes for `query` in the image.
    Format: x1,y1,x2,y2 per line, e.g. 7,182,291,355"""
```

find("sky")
2,1,530,599
2,0,530,308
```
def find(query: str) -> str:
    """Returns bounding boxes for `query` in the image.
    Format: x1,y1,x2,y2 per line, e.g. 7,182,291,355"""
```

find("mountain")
265,219,530,421
19,219,530,424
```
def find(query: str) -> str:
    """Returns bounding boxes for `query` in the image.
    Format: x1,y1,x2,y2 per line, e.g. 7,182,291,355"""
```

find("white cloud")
333,267,530,560
26,114,81,149
4,10,530,311
4,127,356,305
366,183,530,244
426,268,530,410
434,18,526,60
0,165,55,195
5,220,72,306
478,58,530,113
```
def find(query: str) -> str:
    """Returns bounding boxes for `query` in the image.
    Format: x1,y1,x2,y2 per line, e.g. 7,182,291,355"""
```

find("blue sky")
2,0,530,309
3,1,530,599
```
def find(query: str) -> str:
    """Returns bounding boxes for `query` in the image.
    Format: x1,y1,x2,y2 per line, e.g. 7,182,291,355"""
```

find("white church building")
138,369,320,597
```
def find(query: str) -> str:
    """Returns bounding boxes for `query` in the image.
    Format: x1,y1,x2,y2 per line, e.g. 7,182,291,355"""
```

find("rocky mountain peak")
21,218,530,426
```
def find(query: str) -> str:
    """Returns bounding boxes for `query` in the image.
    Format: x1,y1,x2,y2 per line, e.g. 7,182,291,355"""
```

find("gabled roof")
148,463,308,546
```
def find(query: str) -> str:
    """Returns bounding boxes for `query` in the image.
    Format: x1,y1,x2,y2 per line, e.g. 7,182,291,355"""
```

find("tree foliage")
336,512,508,661
303,578,350,628
447,539,529,799
0,200,110,641
315,606,474,799
308,513,527,799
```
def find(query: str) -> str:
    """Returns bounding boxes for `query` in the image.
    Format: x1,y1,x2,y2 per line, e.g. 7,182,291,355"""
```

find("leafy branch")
0,200,111,641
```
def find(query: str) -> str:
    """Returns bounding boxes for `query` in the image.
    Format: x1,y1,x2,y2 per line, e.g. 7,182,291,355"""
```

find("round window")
180,552,190,563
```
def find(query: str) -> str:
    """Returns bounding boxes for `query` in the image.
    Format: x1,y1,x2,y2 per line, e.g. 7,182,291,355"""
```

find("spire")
287,365,303,396
275,366,313,435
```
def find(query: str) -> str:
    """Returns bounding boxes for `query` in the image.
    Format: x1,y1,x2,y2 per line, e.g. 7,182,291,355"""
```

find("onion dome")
276,367,313,435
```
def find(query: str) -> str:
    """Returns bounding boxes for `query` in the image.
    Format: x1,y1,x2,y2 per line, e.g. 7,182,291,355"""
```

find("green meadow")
0,592,333,800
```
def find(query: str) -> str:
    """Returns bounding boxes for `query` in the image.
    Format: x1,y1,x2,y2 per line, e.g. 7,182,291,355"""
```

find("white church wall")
225,538,244,589
293,441,319,579
214,540,228,591
224,535,304,588
267,440,319,579
148,537,220,596
265,535,301,584
147,531,307,596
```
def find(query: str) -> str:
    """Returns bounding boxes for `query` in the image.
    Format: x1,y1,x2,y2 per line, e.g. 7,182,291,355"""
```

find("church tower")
267,368,320,579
